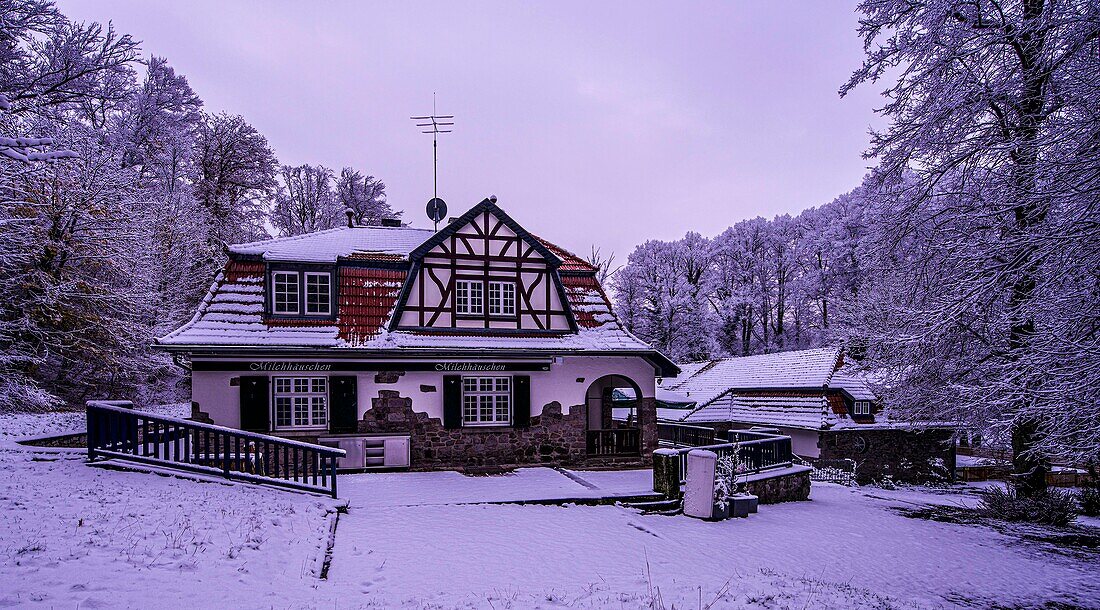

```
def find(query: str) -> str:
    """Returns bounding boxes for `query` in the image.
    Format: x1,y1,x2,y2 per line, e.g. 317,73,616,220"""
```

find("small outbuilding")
660,347,955,484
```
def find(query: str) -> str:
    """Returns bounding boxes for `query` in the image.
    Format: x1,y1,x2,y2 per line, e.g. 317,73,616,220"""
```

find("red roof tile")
531,235,597,272
337,267,407,344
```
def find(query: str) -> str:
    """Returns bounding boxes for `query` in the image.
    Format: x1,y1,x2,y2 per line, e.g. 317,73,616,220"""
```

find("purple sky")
60,1,885,260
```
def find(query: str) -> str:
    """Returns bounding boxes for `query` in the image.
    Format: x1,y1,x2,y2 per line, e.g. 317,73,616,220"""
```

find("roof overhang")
153,343,680,376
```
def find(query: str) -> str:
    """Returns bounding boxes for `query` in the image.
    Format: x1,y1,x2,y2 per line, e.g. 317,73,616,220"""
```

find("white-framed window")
273,376,328,429
272,271,300,314
853,401,871,416
455,279,484,315
488,281,516,316
461,376,511,425
304,272,332,315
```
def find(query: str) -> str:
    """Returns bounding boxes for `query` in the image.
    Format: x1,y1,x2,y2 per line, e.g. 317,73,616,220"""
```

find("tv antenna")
411,93,453,230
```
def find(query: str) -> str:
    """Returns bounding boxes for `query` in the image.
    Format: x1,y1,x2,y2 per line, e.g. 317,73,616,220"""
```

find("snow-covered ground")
1,415,1098,609
0,402,188,440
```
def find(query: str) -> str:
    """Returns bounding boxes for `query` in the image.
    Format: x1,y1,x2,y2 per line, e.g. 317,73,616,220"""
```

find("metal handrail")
658,424,794,484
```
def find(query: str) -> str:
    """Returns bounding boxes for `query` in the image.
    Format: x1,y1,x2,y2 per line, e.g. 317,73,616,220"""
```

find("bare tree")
271,164,339,236
336,167,393,225
586,246,619,286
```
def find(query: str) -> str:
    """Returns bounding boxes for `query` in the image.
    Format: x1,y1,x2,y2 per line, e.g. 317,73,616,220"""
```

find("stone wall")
354,390,658,471
744,468,811,504
818,428,956,484
357,390,586,470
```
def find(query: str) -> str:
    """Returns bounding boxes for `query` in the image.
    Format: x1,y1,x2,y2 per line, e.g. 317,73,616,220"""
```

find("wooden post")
653,448,682,498
329,457,339,499
86,406,97,461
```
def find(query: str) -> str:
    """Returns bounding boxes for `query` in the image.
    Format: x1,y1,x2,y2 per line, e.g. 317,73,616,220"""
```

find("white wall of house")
190,355,657,432
782,427,822,458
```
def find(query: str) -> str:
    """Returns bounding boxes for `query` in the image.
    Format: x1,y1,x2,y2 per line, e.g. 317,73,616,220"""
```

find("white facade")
191,355,657,432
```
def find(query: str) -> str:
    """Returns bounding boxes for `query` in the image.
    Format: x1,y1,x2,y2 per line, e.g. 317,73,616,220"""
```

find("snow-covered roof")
229,225,436,263
685,394,830,429
158,221,676,375
157,260,663,357
662,347,842,408
827,368,876,401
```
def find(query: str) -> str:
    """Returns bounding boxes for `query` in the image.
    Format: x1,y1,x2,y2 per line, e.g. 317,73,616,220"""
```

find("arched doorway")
584,375,642,456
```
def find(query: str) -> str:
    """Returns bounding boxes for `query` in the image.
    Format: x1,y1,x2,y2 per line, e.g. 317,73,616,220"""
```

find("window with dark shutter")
239,376,270,432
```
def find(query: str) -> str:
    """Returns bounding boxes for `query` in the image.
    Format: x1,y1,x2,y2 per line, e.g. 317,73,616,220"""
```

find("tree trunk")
1005,0,1050,498
1011,417,1047,497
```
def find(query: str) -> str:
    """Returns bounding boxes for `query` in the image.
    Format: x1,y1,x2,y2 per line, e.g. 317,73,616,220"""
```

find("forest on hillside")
0,1,396,411
614,0,1099,473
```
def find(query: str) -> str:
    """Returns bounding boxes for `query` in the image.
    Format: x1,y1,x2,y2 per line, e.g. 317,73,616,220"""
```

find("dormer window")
272,271,300,315
853,401,871,416
456,280,483,315
305,272,331,315
269,268,334,318
488,281,516,316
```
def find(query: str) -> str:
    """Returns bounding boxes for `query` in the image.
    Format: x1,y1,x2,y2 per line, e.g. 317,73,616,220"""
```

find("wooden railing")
657,423,793,484
657,421,717,447
86,400,345,498
586,428,640,456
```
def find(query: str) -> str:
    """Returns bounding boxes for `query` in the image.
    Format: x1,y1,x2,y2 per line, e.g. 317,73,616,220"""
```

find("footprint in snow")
627,521,662,539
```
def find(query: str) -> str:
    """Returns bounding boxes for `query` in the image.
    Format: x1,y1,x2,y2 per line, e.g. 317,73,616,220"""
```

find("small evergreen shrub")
1077,485,1100,517
979,484,1078,526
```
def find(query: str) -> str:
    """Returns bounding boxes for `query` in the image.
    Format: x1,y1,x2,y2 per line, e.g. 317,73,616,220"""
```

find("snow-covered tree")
194,112,277,245
613,235,713,362
271,163,340,236
336,167,393,226
842,0,1100,492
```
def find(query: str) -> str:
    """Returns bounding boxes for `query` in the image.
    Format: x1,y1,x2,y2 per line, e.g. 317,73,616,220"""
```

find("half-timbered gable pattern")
391,199,575,333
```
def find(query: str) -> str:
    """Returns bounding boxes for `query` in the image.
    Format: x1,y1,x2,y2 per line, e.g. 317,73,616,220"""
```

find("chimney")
344,208,355,228
381,217,402,228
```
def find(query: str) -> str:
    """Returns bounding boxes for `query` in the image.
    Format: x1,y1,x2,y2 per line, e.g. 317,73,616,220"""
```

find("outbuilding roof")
685,394,830,429
662,347,843,408
664,347,888,430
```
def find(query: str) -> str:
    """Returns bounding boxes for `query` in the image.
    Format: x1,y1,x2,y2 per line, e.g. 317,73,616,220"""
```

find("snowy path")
1,411,1097,609
335,466,655,508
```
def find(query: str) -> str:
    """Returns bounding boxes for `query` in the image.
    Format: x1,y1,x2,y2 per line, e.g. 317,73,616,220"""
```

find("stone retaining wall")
744,468,811,504
818,428,955,484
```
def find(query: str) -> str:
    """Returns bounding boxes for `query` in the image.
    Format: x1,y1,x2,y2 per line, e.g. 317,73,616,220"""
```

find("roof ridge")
229,224,436,252
229,226,350,250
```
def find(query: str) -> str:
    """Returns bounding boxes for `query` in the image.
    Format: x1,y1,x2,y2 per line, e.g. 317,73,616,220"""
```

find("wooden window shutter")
443,375,462,429
239,376,270,432
512,375,531,428
329,375,358,433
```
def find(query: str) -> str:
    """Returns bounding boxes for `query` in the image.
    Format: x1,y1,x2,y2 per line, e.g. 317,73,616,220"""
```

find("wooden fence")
86,400,345,498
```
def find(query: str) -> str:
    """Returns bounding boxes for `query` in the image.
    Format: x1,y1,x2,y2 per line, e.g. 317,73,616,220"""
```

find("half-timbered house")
155,197,677,471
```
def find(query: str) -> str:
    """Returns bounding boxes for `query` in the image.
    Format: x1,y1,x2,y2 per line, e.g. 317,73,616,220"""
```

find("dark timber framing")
388,198,579,333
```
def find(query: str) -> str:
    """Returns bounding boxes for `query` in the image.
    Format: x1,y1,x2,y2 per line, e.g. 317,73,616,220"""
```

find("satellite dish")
426,197,447,224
